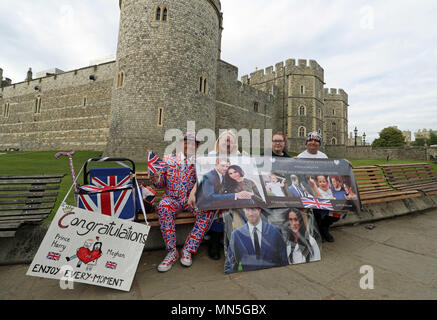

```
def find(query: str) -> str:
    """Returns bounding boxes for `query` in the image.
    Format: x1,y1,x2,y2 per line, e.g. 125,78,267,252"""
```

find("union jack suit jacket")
153,152,196,204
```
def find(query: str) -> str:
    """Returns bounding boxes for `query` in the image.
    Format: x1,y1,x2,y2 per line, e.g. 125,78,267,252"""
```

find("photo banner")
26,203,150,292
195,155,360,213
223,207,322,274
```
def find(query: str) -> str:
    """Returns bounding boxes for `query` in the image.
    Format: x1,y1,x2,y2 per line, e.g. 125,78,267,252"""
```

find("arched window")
155,7,161,21
163,7,168,21
300,85,305,94
34,96,41,114
332,122,337,131
299,106,306,116
331,137,337,145
298,126,306,137
318,108,322,118
254,102,259,113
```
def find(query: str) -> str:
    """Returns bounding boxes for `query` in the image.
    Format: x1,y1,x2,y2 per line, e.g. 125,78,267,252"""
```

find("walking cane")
55,151,78,204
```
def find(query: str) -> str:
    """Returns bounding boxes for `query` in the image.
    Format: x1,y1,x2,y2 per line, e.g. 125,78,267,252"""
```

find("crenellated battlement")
241,58,324,85
323,88,348,104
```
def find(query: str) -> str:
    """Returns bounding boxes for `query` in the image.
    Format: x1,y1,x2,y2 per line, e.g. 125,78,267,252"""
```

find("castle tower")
244,59,325,153
105,0,223,160
323,88,348,145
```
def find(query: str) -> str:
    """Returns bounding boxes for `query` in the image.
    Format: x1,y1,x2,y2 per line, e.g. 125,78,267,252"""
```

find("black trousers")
313,209,340,231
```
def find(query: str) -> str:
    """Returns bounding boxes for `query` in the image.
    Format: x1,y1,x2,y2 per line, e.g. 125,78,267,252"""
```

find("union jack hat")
305,131,322,145
183,131,200,142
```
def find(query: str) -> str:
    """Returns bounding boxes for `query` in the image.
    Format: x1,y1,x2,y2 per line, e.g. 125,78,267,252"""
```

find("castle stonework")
0,0,348,160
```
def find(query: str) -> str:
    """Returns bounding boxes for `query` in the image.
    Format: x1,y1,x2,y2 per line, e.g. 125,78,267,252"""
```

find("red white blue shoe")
157,249,179,272
180,250,192,267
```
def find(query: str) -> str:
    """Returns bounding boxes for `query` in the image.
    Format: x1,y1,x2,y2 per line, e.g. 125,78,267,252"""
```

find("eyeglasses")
272,140,285,143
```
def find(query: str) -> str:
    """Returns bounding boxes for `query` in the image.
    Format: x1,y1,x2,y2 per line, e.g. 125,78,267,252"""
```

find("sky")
1,0,436,143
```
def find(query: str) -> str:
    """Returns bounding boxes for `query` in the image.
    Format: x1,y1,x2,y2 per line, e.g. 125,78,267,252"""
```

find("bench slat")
0,197,57,205
0,174,65,179
0,185,60,192
0,192,58,198
0,178,62,185
0,203,55,211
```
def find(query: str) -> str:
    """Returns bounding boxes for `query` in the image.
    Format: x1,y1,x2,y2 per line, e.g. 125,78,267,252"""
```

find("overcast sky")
1,0,436,142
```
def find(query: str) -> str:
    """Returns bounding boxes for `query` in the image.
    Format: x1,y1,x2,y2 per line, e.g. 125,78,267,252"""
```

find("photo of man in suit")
288,174,307,198
195,157,256,209
225,207,288,274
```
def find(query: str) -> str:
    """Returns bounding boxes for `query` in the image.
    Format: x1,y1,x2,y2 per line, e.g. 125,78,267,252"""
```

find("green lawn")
0,150,435,221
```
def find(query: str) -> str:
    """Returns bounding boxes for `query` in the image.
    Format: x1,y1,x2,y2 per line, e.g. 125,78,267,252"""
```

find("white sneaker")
180,250,192,267
157,249,179,272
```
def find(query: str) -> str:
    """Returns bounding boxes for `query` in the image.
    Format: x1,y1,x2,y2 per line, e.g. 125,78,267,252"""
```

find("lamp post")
363,132,366,146
354,127,358,146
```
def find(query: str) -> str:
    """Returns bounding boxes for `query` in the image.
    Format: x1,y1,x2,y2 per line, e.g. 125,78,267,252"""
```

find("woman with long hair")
285,209,320,264
223,165,264,205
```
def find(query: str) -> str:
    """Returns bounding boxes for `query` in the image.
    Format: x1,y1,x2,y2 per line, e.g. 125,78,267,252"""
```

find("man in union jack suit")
150,132,215,272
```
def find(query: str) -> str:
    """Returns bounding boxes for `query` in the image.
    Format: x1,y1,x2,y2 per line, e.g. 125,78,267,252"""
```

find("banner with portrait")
195,155,360,213
26,203,150,292
223,207,322,274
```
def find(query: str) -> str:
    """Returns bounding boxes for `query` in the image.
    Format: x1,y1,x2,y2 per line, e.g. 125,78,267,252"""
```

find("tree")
371,126,405,147
411,138,426,146
430,132,437,145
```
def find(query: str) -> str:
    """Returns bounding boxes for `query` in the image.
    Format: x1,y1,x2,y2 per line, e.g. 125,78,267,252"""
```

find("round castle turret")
105,0,222,159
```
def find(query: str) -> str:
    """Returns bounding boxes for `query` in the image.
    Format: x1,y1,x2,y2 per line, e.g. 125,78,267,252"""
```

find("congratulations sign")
26,203,150,292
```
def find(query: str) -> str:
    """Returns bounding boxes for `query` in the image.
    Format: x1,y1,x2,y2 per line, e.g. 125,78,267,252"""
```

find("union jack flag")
105,261,117,270
301,197,334,211
77,169,135,220
331,212,347,219
148,151,164,175
47,251,61,261
78,188,133,220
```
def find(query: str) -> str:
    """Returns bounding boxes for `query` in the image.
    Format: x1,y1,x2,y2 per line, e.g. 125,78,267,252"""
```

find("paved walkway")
1,209,437,300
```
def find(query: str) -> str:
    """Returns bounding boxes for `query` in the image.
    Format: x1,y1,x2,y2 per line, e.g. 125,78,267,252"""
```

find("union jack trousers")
155,153,215,253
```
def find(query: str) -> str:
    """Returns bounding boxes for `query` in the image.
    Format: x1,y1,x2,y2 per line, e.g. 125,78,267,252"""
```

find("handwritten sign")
26,203,150,291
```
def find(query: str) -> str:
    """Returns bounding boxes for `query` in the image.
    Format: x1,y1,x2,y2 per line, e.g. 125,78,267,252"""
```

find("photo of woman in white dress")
285,208,321,265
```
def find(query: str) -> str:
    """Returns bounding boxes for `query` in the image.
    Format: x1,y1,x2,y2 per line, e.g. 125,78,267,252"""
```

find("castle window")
117,71,125,88
157,107,164,127
254,102,259,113
163,7,168,21
3,103,9,118
332,109,335,115
199,76,207,94
83,97,87,107
300,85,305,94
331,137,337,145
299,105,306,116
155,7,161,21
298,126,306,137
318,108,322,118
203,78,208,94
34,97,41,114
332,122,337,131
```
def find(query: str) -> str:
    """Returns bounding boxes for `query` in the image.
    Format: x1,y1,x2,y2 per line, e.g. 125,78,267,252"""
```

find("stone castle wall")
0,62,115,151
325,145,428,161
215,60,274,141
106,0,222,160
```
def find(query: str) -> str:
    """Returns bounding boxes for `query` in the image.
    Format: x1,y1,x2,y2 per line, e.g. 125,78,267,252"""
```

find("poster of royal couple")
195,155,360,274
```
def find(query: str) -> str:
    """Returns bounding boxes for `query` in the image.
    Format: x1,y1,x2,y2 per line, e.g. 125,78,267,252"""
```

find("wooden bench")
134,171,195,227
0,174,65,237
378,163,437,196
352,166,421,205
